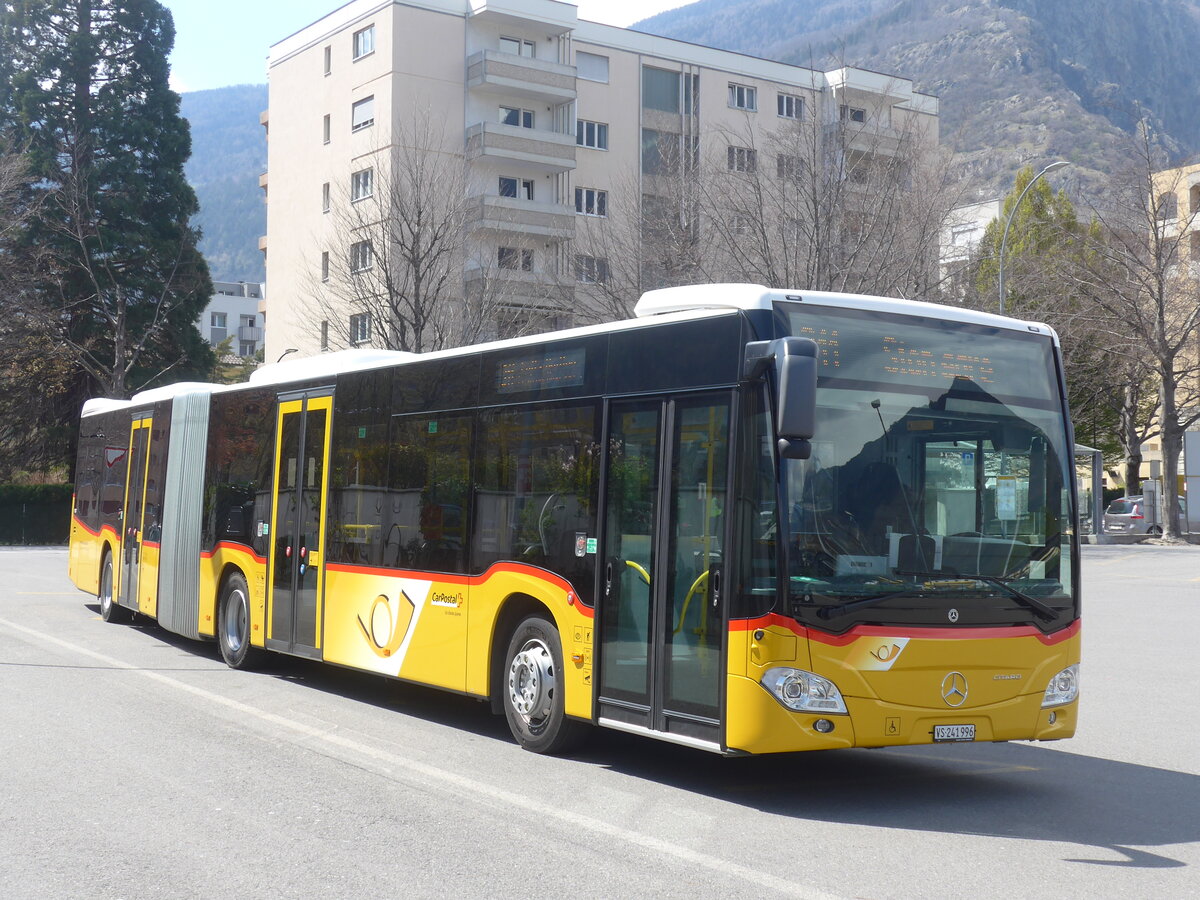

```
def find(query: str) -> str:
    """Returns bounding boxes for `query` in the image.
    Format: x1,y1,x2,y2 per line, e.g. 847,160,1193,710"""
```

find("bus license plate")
933,724,975,742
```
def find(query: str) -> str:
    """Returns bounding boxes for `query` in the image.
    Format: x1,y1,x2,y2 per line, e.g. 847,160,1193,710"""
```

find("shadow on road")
100,601,1199,870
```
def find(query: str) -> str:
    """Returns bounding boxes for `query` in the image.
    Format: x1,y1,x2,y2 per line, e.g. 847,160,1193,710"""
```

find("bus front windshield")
777,303,1076,632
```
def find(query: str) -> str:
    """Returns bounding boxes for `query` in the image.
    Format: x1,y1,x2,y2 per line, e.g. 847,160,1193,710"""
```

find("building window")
727,146,757,173
322,181,330,213
777,92,803,119
323,45,331,76
575,187,607,217
777,154,803,180
840,105,866,124
323,114,330,144
499,36,535,57
575,255,609,285
351,167,374,202
728,83,757,111
498,247,533,271
350,240,373,273
576,119,608,150
351,96,375,131
499,106,534,129
576,51,609,83
210,312,227,328
352,25,375,60
498,176,534,200
320,320,330,350
730,214,753,236
349,312,372,345
643,66,680,113
321,251,330,282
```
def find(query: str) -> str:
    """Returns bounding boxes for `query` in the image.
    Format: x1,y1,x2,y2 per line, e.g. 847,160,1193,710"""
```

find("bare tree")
307,116,571,352
702,98,959,298
1069,120,1200,538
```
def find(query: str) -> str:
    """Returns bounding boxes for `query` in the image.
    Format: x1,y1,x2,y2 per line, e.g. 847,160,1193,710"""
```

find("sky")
161,0,693,93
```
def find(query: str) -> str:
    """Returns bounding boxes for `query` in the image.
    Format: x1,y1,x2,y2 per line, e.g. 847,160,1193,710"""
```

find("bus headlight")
1041,664,1079,708
762,668,848,714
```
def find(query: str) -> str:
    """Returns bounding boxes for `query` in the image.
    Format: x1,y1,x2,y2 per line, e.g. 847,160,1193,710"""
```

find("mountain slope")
180,84,268,282
636,0,1200,195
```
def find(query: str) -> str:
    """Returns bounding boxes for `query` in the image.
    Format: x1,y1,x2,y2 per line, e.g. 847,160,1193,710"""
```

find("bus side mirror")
745,337,819,460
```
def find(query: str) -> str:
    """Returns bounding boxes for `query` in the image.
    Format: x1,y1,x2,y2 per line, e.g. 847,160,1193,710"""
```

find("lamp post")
276,348,298,362
998,160,1070,315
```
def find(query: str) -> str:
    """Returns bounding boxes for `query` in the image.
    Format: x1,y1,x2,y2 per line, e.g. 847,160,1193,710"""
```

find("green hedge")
0,484,73,545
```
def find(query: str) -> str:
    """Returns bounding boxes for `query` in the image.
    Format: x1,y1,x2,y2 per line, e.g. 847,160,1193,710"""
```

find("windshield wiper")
816,571,1062,622
960,573,1060,622
816,586,930,620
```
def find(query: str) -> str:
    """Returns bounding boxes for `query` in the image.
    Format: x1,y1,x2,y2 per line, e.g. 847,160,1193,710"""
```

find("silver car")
1103,495,1187,535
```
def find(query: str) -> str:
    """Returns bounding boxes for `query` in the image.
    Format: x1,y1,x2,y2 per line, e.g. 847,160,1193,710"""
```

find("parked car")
1103,495,1187,535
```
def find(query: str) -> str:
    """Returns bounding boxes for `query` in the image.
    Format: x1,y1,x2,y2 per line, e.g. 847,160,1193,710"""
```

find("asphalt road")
1,545,1197,899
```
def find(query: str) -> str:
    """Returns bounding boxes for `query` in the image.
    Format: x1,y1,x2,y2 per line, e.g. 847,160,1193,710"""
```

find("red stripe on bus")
200,541,267,564
324,559,594,617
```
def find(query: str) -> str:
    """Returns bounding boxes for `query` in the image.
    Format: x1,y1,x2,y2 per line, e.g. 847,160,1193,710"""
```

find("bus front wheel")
218,571,262,669
502,615,584,754
98,551,129,624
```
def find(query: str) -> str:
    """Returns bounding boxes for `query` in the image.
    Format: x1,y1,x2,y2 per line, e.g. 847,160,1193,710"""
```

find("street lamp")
998,160,1070,316
276,348,298,362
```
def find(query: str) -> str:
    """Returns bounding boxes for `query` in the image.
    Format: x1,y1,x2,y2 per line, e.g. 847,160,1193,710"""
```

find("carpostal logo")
430,590,465,609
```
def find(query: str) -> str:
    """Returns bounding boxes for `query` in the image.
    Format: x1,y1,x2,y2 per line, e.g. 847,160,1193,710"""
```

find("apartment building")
198,281,266,358
262,0,939,360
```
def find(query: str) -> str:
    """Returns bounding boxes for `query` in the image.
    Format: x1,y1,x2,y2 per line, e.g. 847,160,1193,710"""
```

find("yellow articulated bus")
68,284,1080,754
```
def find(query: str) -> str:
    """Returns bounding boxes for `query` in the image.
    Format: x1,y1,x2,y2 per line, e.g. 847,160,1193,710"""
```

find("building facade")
198,281,266,358
262,0,939,360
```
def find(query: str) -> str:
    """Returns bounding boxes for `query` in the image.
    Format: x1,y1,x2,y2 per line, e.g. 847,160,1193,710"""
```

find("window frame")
352,24,375,61
574,187,608,218
727,145,758,174
498,176,534,201
351,96,375,132
728,82,758,111
499,105,534,129
322,181,330,213
499,36,535,57
574,254,610,285
349,311,372,345
840,104,867,124
350,239,373,273
777,92,804,120
576,119,609,150
351,167,374,202
498,246,534,272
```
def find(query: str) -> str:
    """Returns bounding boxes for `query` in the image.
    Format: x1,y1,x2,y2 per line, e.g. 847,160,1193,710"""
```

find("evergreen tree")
0,0,213,407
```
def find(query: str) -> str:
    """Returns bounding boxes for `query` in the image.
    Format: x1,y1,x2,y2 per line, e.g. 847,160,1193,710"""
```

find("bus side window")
387,415,472,574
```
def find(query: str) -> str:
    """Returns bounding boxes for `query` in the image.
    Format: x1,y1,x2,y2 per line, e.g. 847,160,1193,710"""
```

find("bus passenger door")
597,394,731,749
117,416,153,610
267,393,333,659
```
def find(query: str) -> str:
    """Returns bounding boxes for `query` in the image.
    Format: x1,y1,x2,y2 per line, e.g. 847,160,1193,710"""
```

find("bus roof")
635,283,1058,341
79,284,1058,417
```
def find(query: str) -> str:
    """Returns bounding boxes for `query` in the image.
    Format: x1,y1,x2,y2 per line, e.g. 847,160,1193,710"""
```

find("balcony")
467,50,576,105
466,122,576,172
239,325,264,342
825,121,905,157
464,266,575,311
467,195,575,242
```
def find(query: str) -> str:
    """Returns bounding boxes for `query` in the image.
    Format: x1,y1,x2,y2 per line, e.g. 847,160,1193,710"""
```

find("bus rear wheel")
502,615,584,754
98,551,129,624
218,571,262,669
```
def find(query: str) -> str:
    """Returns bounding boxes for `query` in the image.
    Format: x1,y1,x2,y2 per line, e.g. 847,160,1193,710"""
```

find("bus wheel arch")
493,595,585,754
217,567,262,669
98,544,130,624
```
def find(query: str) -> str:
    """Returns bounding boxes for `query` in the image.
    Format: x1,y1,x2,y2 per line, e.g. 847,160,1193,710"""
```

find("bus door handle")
710,566,722,609
604,560,613,597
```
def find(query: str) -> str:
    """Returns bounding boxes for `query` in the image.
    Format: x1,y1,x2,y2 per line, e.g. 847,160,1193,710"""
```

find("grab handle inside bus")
744,337,819,460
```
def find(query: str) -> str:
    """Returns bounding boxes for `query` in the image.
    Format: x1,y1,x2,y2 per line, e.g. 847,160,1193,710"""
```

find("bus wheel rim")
508,639,554,724
224,589,248,653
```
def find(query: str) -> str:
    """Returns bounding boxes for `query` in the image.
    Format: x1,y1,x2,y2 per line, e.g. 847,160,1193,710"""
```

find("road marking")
1092,553,1140,566
0,615,843,900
